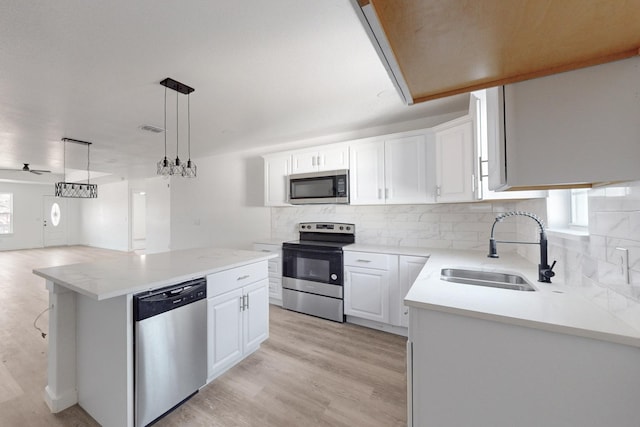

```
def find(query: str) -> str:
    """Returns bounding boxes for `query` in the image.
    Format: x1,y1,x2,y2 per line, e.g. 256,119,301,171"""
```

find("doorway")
131,191,146,251
43,196,67,247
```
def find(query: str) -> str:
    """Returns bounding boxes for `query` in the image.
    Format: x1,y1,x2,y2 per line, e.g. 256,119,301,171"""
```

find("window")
546,188,589,236
570,189,589,228
0,193,13,234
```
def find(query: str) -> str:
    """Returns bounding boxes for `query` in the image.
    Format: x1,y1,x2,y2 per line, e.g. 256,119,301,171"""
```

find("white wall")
0,182,82,250
145,176,171,254
169,151,270,251
80,181,129,251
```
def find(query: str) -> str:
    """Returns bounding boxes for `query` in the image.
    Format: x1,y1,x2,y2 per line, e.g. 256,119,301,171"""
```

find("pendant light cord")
175,90,179,162
188,93,191,160
63,139,66,182
87,143,90,184
164,86,167,160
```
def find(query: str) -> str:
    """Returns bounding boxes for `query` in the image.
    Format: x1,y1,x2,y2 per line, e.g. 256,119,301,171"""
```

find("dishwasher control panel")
133,277,207,321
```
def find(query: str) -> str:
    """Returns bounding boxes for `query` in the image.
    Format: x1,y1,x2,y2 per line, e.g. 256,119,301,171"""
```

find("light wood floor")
0,246,407,426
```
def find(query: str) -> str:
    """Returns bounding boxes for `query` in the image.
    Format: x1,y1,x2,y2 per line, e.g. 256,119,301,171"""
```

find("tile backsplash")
272,202,520,250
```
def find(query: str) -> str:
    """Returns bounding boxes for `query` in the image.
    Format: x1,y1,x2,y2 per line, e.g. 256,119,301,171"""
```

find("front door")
43,196,67,247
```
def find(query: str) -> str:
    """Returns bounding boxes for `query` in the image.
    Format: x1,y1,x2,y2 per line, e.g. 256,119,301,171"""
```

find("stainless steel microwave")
288,169,349,204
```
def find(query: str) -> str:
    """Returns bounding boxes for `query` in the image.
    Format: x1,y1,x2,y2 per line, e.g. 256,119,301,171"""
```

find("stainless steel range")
282,222,355,322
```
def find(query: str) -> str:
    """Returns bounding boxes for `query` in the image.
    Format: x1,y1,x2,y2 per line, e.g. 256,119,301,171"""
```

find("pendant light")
183,92,197,178
156,77,196,178
156,86,174,177
55,138,98,198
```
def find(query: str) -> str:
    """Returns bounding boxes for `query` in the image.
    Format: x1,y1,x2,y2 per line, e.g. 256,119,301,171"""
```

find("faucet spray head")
488,238,499,258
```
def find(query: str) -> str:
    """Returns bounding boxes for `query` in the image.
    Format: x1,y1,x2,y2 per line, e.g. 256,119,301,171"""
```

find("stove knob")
339,226,344,230
346,226,351,230
331,274,338,281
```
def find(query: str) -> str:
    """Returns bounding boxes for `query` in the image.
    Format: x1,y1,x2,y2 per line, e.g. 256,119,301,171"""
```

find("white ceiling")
0,0,468,183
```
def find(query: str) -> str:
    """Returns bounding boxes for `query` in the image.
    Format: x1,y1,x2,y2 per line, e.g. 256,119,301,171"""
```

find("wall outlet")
615,247,630,285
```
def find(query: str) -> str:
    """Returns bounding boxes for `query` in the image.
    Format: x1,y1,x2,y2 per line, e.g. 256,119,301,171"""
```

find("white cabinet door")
434,120,475,203
291,150,319,174
385,134,431,204
319,145,349,171
207,288,243,380
344,266,391,323
291,145,349,174
263,153,291,206
490,57,640,190
397,255,428,328
243,279,269,354
349,140,386,205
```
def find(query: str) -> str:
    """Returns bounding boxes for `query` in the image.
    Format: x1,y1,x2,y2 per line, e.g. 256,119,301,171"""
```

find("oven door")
282,246,343,285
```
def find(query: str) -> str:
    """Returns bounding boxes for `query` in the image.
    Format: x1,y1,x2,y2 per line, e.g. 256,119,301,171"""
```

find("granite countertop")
33,247,276,301
405,249,640,348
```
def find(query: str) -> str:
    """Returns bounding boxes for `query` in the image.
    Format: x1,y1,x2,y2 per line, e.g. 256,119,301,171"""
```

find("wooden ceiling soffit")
352,0,640,104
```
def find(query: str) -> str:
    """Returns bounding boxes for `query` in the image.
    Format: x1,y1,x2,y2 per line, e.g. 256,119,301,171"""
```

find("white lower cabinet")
344,265,392,323
344,250,428,331
206,263,269,382
398,255,428,327
253,243,283,306
207,288,243,378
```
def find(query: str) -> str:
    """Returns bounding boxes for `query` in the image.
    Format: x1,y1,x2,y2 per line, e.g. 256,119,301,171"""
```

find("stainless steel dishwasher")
133,278,207,427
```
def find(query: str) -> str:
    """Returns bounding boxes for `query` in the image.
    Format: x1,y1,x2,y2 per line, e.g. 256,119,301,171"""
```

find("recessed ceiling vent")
139,124,165,133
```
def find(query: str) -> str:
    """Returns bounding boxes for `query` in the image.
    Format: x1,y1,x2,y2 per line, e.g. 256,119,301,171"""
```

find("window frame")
0,193,14,235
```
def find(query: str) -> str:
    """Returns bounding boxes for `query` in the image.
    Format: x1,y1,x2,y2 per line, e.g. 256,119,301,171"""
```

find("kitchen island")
33,246,276,427
405,250,640,427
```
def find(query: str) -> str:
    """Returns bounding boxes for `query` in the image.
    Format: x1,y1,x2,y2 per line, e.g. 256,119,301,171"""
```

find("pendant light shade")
156,78,196,178
55,138,98,198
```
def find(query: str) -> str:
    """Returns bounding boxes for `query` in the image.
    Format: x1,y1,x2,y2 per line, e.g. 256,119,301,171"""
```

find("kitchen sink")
440,268,536,292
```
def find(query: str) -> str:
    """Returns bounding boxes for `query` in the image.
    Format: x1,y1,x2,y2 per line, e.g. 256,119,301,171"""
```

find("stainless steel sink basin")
440,268,536,292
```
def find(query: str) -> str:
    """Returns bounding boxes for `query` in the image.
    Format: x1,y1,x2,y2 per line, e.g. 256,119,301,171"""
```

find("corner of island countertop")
33,246,276,301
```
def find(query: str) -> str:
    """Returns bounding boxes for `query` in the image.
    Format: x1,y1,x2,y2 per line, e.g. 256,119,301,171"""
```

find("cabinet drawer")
268,258,281,277
344,251,392,270
207,261,268,298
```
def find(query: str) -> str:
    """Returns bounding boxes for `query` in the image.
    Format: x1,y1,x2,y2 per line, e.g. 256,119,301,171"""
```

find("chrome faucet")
488,211,556,283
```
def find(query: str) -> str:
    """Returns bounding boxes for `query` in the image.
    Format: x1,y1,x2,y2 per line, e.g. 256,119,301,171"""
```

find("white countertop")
33,247,276,301
344,244,431,257
405,249,640,348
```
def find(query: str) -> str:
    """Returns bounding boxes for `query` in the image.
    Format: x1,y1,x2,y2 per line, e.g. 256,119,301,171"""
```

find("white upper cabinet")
291,144,349,174
385,135,431,204
489,56,640,191
349,139,386,204
433,117,475,203
350,133,431,205
263,153,291,207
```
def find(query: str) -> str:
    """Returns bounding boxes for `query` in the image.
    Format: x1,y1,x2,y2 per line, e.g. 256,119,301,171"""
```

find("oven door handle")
283,247,343,256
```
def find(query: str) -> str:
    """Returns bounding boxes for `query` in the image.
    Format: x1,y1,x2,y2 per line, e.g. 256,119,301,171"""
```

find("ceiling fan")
0,163,52,175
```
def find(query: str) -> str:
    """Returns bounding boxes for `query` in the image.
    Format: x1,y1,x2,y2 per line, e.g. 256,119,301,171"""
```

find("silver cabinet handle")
260,249,271,252
312,156,316,166
239,296,244,311
246,294,250,310
378,188,382,199
237,275,250,281
385,188,389,199
357,259,372,263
